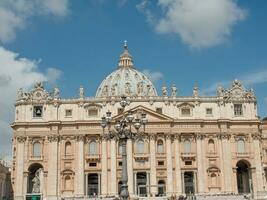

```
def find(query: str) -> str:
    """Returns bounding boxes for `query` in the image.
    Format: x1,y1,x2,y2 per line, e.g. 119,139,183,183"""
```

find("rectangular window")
89,162,97,167
88,109,98,117
234,104,243,116
65,109,72,117
156,108,162,114
181,108,191,116
118,161,122,166
185,161,192,165
206,108,213,116
158,161,164,166
33,106,43,118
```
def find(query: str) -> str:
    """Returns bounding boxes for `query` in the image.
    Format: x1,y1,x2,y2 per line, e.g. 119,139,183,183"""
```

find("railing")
85,154,101,161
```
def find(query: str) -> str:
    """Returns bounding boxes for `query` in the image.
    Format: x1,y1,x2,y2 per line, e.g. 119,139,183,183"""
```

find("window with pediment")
237,139,245,154
89,140,98,155
32,141,41,157
183,139,191,153
136,139,145,154
157,139,164,153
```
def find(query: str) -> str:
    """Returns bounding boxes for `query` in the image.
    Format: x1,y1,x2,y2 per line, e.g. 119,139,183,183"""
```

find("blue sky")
0,0,267,159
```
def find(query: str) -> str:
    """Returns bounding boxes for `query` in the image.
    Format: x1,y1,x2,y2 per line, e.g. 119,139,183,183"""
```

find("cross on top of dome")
118,40,134,68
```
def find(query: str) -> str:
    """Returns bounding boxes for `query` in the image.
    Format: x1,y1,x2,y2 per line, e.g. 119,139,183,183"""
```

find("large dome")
96,42,157,98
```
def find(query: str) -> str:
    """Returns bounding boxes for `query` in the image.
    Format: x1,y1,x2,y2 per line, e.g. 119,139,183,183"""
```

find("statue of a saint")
32,168,42,193
162,85,168,97
79,85,84,98
171,84,177,97
17,88,23,99
193,86,198,97
217,86,224,97
53,87,60,99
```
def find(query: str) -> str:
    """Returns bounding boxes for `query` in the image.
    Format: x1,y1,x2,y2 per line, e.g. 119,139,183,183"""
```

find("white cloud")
136,0,155,25
138,0,247,48
0,0,69,43
142,69,163,83
202,68,267,95
0,46,62,162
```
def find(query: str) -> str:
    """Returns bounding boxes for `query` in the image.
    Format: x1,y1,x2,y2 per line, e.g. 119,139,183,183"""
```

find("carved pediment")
177,102,195,108
83,103,102,109
112,105,174,122
17,82,52,102
218,80,256,102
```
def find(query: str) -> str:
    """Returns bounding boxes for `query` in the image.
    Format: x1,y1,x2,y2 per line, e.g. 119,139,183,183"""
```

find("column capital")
251,133,261,140
216,132,231,140
47,135,59,142
196,133,205,140
165,133,173,140
173,133,181,140
75,135,85,142
149,134,156,141
17,136,27,143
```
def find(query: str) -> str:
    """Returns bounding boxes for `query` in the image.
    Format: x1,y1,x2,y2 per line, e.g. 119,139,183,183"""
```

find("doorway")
184,171,195,194
88,173,99,196
136,172,147,197
236,160,251,194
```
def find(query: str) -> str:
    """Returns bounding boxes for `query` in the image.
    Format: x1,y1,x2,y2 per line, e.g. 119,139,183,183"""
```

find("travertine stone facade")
11,43,267,199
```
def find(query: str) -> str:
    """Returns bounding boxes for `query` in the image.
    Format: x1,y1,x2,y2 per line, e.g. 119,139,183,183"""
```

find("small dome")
96,42,157,98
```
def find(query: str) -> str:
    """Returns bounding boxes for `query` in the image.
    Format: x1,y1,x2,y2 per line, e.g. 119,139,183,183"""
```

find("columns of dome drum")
127,139,134,196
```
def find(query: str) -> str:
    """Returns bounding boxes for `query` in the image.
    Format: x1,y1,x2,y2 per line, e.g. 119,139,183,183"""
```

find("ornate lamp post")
100,96,147,200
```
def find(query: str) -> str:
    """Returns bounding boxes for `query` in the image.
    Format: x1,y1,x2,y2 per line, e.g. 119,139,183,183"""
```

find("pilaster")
75,135,85,197
149,134,157,196
127,139,134,196
166,134,173,195
174,134,182,195
110,139,117,195
101,138,108,196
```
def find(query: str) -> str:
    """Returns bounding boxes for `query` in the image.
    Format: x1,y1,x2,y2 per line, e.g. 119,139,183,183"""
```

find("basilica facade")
11,43,267,200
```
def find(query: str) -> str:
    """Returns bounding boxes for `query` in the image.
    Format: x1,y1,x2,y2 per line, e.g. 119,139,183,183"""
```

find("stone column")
15,136,26,200
174,134,182,195
101,138,108,196
110,139,117,195
252,133,264,193
127,139,134,196
149,135,157,196
196,133,205,194
47,135,59,200
217,136,225,191
219,133,233,193
166,134,173,195
75,135,85,197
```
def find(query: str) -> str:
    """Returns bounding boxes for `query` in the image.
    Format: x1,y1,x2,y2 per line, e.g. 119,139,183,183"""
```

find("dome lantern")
118,41,134,68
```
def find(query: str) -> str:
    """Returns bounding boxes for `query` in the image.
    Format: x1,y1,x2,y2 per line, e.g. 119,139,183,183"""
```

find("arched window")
157,139,164,153
136,139,145,154
237,139,245,153
208,139,215,153
65,141,72,155
64,175,72,190
32,142,41,157
89,140,97,155
183,139,191,153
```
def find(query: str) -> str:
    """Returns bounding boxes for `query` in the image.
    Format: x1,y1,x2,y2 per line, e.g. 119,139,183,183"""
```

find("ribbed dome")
95,42,157,98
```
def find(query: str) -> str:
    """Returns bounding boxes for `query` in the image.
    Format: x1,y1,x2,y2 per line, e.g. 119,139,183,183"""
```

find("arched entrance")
27,163,43,194
157,180,166,196
236,160,251,194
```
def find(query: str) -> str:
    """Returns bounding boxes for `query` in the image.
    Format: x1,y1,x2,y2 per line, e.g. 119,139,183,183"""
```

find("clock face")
34,91,43,100
232,89,242,98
